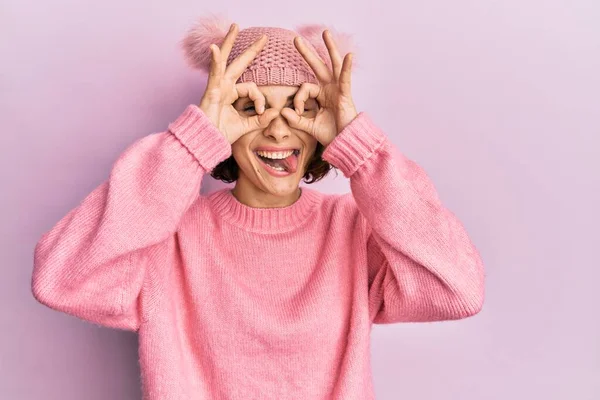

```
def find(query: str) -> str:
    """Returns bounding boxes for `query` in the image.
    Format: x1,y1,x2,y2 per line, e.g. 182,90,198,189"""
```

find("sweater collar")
207,187,322,233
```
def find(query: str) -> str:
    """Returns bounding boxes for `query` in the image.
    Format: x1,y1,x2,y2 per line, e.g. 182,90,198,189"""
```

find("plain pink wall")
3,0,599,399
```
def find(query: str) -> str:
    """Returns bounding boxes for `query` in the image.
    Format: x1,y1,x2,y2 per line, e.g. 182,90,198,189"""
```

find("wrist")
196,104,233,145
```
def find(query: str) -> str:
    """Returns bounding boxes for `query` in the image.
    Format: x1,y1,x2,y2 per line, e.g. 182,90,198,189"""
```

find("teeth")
266,164,286,171
256,150,294,159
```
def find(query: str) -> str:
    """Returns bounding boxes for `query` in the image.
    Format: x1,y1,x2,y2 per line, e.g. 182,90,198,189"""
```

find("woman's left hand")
280,30,358,147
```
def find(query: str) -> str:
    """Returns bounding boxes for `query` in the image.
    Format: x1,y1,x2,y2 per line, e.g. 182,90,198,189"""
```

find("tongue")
281,153,298,173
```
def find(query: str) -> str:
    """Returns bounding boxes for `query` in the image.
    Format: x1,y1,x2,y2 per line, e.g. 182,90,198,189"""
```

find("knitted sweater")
31,104,485,400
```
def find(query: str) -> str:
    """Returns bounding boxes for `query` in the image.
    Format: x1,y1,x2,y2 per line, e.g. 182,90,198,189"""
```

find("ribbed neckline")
207,187,323,233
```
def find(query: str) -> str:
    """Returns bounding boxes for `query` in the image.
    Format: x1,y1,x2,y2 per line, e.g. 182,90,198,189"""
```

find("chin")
262,181,302,197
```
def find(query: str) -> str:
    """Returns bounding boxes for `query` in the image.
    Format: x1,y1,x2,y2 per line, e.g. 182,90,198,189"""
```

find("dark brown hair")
210,142,336,183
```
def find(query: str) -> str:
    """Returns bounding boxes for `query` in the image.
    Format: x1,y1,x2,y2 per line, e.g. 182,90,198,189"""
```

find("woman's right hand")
199,23,279,145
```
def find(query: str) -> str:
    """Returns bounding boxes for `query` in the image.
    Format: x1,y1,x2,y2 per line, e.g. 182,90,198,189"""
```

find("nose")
262,114,291,141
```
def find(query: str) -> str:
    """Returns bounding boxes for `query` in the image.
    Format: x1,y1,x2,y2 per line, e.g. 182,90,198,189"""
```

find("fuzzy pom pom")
295,24,357,70
181,14,232,71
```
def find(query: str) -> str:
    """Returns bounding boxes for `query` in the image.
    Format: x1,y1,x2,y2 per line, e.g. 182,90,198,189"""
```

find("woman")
31,17,485,400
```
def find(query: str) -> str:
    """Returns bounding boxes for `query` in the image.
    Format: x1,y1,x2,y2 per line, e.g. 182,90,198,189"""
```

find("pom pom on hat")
295,24,357,70
181,14,232,71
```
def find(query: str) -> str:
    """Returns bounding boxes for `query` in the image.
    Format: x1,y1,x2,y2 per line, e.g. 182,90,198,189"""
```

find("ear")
181,14,233,71
295,24,357,70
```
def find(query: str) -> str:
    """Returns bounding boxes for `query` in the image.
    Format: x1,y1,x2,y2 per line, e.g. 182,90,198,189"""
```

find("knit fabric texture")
228,27,320,86
31,105,485,399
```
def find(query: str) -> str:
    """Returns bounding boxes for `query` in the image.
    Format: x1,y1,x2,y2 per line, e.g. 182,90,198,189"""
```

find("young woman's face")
231,85,319,198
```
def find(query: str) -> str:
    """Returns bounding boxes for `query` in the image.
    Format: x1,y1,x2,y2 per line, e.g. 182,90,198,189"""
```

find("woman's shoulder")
313,189,363,224
317,189,353,207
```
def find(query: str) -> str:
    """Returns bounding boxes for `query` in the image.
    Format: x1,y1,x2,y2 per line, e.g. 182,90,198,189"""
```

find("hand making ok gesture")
199,23,280,145
280,30,359,147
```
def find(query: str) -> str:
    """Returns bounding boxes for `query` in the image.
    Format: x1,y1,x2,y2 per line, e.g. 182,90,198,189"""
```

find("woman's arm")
322,113,485,324
31,105,232,331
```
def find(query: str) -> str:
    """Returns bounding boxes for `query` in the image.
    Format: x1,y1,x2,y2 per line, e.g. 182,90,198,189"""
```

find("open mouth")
254,149,300,174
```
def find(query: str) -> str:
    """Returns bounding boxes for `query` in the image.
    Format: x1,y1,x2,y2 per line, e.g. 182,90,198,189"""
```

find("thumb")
245,108,279,130
280,108,314,134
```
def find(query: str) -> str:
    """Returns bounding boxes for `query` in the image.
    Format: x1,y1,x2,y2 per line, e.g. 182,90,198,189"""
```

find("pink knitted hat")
181,15,355,86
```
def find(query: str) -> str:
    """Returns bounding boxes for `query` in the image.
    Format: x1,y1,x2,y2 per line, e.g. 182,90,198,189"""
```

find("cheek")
231,135,263,175
304,135,319,155
231,139,252,167
300,137,319,168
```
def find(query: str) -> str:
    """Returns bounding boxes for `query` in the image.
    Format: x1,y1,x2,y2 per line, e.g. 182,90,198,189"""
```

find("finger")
294,36,332,83
339,53,353,96
226,35,268,80
280,108,315,133
294,83,320,114
236,82,265,114
245,108,279,131
219,23,239,62
205,44,223,90
323,30,343,79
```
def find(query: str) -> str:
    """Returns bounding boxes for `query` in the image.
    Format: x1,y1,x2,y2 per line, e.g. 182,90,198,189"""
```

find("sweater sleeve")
321,112,485,324
31,105,231,331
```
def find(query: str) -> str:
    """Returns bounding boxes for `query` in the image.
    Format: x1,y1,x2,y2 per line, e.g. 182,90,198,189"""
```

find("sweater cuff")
321,112,387,178
168,104,232,172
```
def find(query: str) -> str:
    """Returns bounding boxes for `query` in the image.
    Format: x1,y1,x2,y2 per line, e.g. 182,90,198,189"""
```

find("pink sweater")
32,104,485,399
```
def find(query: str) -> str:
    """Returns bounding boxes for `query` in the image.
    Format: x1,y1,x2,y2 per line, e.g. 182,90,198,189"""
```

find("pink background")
3,0,599,399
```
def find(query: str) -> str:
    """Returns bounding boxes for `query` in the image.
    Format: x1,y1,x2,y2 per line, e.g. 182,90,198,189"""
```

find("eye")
305,99,318,109
243,104,256,113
